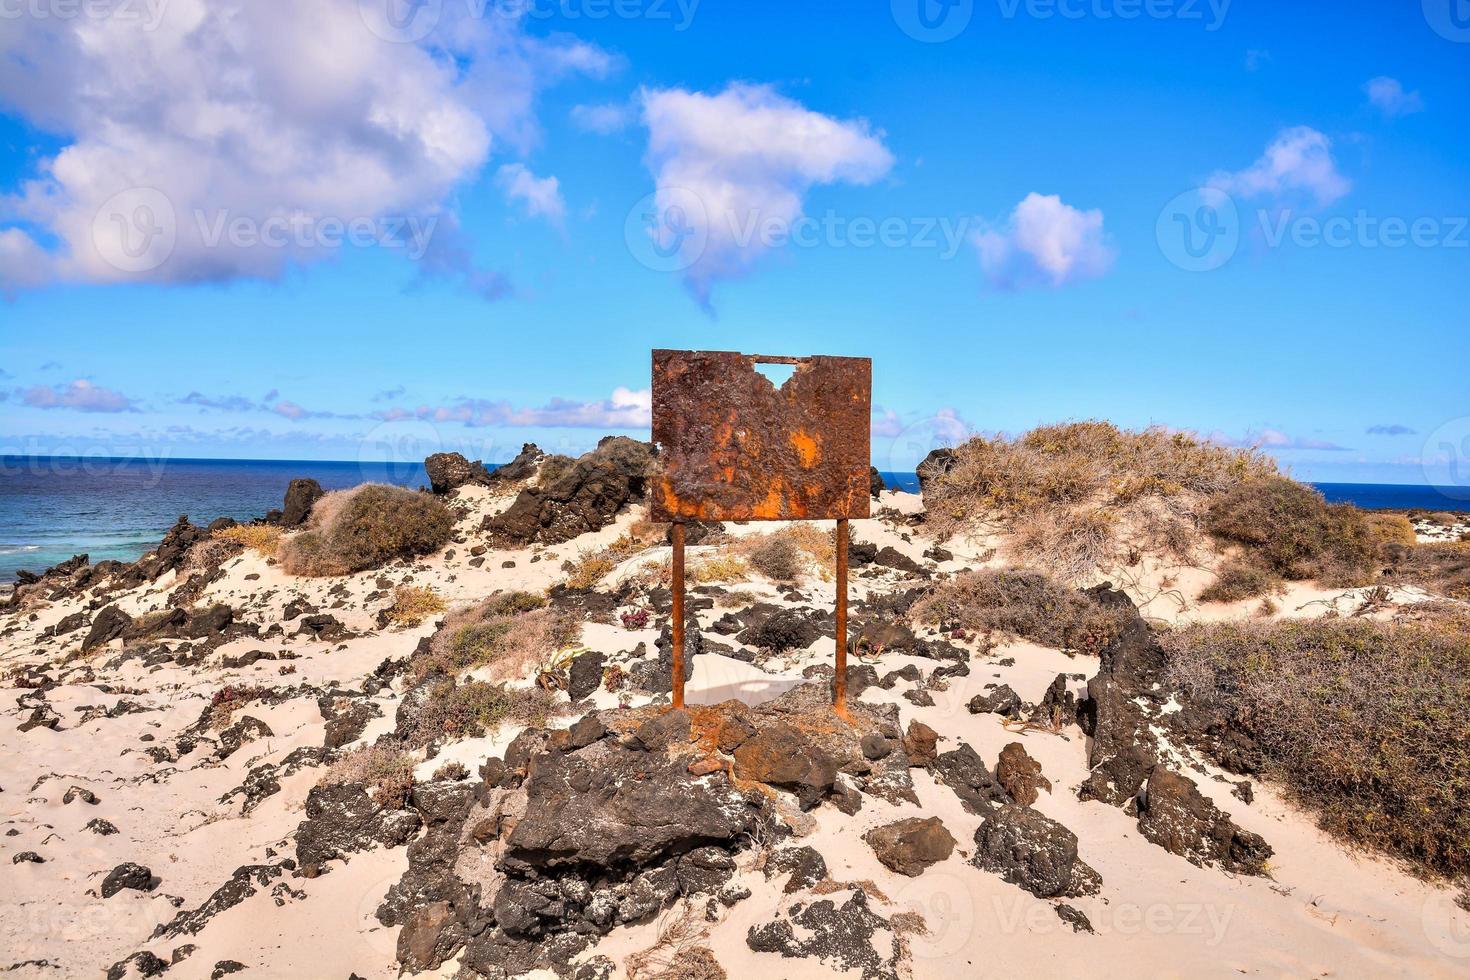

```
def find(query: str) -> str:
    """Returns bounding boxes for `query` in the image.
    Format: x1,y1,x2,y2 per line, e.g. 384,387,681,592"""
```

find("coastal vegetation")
279,483,453,576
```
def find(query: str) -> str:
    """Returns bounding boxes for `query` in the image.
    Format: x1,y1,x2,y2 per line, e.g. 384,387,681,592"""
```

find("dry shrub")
732,523,835,583
417,593,576,681
321,744,416,808
1383,541,1470,600
207,684,270,729
1366,512,1418,548
409,679,558,747
213,523,283,557
910,568,1128,656
1204,477,1380,589
1198,559,1285,604
433,760,469,781
385,585,447,628
690,552,751,584
923,422,1276,582
537,454,576,486
1162,617,1470,878
624,903,716,980
278,484,453,576
565,552,618,590
186,537,239,571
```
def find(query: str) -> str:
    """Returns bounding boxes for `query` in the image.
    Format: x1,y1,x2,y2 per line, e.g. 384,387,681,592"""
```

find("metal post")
670,521,686,710
834,517,849,718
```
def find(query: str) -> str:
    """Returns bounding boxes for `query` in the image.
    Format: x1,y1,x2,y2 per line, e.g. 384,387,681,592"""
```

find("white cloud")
1363,77,1424,118
1208,127,1351,206
21,379,137,413
970,193,1114,290
0,0,605,295
496,163,566,225
571,102,634,134
376,387,652,430
1212,428,1350,451
639,83,894,306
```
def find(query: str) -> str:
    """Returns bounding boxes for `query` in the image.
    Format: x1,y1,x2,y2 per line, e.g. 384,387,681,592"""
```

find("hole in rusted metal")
754,362,796,389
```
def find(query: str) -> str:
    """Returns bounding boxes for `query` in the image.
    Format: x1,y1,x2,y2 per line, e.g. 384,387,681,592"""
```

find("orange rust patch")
790,430,821,468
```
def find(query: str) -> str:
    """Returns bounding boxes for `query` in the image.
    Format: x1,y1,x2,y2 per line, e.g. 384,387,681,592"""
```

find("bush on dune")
1162,616,1470,878
279,484,453,576
922,422,1276,582
910,567,1129,657
415,591,576,682
320,744,417,808
408,679,559,747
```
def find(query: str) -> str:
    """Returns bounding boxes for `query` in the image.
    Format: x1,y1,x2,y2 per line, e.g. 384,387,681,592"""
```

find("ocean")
1,456,1466,583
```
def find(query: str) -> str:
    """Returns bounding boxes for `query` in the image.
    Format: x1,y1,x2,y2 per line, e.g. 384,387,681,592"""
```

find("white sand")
2,489,1467,978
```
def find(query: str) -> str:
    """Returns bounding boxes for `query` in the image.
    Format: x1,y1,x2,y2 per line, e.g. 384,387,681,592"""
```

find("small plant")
415,599,579,681
566,551,618,590
432,760,469,782
603,664,627,692
621,608,650,630
321,744,416,807
208,684,269,729
384,585,447,627
1199,559,1285,604
690,552,752,584
742,534,807,583
409,680,559,746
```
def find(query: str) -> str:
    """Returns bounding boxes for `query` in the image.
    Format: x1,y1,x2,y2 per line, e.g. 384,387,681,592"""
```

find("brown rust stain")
651,349,871,522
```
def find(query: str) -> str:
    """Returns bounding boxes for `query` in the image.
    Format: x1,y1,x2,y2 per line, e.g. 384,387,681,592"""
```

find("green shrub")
1162,617,1470,878
280,484,453,576
910,567,1128,657
409,679,558,747
1204,477,1377,587
415,595,578,681
1198,559,1285,603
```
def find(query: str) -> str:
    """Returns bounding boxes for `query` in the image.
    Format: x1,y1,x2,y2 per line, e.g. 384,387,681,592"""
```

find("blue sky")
1,0,1467,484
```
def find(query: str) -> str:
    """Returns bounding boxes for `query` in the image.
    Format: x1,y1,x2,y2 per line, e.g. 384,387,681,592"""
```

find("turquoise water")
1,457,1466,582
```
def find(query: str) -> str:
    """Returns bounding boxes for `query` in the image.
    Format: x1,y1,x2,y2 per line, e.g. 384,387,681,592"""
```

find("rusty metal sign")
651,350,872,523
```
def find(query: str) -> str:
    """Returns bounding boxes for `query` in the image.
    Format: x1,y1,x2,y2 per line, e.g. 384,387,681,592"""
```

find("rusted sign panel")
651,350,872,522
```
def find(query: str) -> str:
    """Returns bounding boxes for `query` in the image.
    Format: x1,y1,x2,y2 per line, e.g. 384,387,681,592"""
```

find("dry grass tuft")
910,568,1128,656
624,902,719,980
207,684,270,730
565,552,618,590
1162,616,1470,878
1198,559,1287,604
923,422,1276,582
321,744,416,808
385,585,448,628
278,484,453,576
213,523,283,558
690,552,752,584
